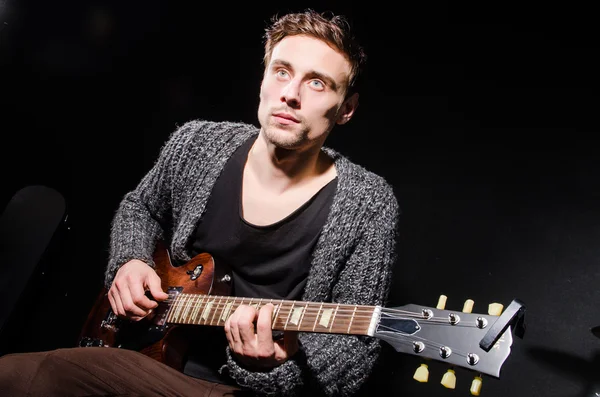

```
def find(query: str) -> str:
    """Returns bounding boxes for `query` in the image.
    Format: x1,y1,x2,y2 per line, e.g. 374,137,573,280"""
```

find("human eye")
276,69,289,79
309,80,325,90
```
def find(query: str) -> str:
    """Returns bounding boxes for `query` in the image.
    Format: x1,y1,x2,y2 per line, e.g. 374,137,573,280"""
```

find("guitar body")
78,241,232,371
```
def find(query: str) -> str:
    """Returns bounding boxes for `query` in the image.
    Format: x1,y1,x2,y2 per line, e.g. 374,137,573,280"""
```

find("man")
0,9,400,397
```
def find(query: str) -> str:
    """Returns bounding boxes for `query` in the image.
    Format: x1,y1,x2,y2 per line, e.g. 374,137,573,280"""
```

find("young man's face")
257,34,358,152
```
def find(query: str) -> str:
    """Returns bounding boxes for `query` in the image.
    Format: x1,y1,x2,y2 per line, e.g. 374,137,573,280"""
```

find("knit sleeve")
103,122,196,288
222,189,401,396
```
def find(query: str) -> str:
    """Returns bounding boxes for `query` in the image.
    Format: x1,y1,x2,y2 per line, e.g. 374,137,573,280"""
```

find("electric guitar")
79,241,526,392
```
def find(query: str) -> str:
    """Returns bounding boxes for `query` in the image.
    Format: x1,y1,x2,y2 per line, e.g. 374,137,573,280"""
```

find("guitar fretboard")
165,294,379,336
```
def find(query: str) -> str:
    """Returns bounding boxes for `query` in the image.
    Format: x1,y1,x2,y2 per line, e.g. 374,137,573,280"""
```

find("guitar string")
113,298,484,357
164,299,480,321
118,301,478,359
160,295,489,321
165,303,414,321
163,298,480,322
113,306,481,359
166,310,477,327
162,295,455,317
159,299,480,328
124,292,485,363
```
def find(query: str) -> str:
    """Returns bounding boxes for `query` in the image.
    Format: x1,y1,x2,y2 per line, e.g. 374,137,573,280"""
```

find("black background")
1,1,599,396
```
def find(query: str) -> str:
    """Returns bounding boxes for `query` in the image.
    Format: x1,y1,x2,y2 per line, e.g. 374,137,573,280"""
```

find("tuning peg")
488,303,504,316
470,375,483,395
437,295,447,310
413,363,429,383
441,369,456,389
463,299,474,313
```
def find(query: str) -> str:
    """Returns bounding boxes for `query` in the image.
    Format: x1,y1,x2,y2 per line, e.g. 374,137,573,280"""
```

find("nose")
280,80,301,108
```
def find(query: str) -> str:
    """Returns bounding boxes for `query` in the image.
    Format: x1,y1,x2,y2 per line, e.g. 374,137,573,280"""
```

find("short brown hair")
263,9,367,95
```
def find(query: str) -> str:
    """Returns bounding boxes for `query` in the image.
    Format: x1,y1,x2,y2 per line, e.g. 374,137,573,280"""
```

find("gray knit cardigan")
104,120,401,396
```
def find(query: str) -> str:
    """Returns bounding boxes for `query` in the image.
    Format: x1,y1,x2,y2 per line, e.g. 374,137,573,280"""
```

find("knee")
0,352,43,394
0,349,93,395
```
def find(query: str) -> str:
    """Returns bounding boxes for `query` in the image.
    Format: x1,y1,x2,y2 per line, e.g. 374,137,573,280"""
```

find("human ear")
336,92,359,125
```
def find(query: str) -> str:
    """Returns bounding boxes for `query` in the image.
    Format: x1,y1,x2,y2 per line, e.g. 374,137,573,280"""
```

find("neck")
246,131,332,193
165,293,378,336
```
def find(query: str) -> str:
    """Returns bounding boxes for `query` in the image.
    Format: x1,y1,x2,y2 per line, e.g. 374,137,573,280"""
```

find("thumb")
146,271,168,301
274,331,299,358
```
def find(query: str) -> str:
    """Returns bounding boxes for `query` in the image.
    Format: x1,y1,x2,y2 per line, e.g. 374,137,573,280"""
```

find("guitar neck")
164,294,379,336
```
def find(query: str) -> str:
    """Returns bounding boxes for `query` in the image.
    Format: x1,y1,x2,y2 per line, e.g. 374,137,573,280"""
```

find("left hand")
224,303,299,370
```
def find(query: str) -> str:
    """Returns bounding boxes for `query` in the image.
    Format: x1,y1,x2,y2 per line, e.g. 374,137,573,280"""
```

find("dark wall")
1,1,598,396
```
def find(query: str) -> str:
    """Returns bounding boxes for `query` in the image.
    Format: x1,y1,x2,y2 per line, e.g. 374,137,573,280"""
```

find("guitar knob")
441,369,456,389
470,376,483,395
463,299,474,313
221,274,232,283
488,303,504,316
437,295,447,310
413,363,429,383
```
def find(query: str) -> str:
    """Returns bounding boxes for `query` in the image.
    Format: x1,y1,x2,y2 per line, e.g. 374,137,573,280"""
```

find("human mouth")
272,112,300,124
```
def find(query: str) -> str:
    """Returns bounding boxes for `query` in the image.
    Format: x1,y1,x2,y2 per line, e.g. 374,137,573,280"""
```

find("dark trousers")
0,347,252,397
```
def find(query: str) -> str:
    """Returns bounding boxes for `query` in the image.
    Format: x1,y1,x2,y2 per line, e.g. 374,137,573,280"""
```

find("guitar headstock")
375,295,525,394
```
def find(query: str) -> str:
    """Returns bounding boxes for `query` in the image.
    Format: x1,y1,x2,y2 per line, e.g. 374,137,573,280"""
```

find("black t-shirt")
183,135,337,383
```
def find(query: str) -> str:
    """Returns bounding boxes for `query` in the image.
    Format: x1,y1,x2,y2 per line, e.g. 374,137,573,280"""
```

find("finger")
107,289,119,315
224,317,233,346
129,280,157,311
256,304,275,350
272,331,299,362
228,312,244,353
146,272,168,301
109,287,125,317
117,282,148,318
237,305,258,344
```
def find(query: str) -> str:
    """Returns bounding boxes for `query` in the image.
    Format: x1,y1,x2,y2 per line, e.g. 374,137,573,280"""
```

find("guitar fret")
347,305,358,333
183,295,194,322
167,296,177,323
180,295,191,323
273,299,283,324
191,295,204,324
284,302,295,330
164,295,371,335
289,305,303,327
185,295,193,324
177,294,188,323
297,303,308,330
188,295,198,323
312,303,324,331
195,297,204,323
171,295,183,322
221,300,233,323
165,298,175,323
201,298,214,323
209,296,222,325
170,295,185,322
329,304,339,333
319,307,333,329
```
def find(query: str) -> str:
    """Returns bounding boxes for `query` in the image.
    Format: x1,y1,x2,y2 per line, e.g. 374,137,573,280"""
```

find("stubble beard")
263,119,310,150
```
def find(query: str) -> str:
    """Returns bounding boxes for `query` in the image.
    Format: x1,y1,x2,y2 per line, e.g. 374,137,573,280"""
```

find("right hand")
108,259,169,321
